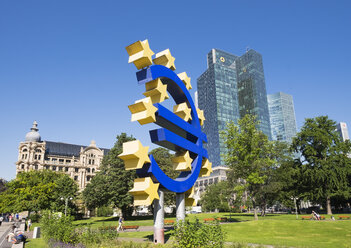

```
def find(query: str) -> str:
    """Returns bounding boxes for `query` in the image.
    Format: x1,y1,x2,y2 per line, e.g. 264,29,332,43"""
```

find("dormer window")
35,149,41,153
22,149,28,152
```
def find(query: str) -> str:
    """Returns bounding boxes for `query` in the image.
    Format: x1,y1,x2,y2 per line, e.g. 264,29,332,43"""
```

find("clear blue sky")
1,0,350,180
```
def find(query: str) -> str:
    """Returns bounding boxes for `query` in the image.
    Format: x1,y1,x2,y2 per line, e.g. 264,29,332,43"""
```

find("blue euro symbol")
135,65,208,193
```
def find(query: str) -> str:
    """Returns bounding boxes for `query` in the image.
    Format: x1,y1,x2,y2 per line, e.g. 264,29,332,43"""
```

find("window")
25,154,28,159
34,165,38,170
86,168,90,173
59,159,64,164
92,159,95,165
66,160,71,164
22,154,25,159
52,158,57,164
87,176,91,181
34,155,38,160
74,176,78,181
38,155,41,160
21,164,24,169
58,167,63,171
92,168,95,173
52,166,56,171
22,149,28,152
35,149,41,153
75,168,79,173
65,167,69,172
45,166,50,170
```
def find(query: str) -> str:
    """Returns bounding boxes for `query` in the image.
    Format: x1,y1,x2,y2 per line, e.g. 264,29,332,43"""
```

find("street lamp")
60,197,73,216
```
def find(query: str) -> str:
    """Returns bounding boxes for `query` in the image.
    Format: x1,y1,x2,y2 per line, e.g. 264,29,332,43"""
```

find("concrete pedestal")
176,193,185,222
153,189,164,244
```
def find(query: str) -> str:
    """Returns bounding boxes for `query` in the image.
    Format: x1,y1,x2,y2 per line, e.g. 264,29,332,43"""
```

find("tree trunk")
253,201,258,220
296,199,301,214
326,196,332,215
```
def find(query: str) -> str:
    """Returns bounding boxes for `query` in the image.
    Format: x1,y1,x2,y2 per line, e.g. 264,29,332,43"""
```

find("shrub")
78,226,118,246
40,211,77,244
173,219,225,248
30,212,41,223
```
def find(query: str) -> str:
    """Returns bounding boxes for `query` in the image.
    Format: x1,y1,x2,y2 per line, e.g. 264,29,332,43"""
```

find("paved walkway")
0,222,12,248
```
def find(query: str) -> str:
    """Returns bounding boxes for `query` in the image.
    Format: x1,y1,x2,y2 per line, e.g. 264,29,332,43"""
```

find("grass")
30,213,351,248
221,215,351,248
25,238,47,248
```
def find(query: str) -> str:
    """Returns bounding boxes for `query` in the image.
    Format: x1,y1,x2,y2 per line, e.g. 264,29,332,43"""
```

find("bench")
217,217,228,222
301,216,311,220
164,220,175,225
204,218,215,223
338,216,350,220
122,225,139,231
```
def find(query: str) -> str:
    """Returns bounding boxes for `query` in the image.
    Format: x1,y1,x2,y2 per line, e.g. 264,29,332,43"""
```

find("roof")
45,141,110,157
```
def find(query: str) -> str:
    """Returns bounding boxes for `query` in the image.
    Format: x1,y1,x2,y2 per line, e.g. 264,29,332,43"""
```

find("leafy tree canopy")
83,133,136,217
0,170,78,214
201,181,230,212
223,114,285,219
291,116,351,214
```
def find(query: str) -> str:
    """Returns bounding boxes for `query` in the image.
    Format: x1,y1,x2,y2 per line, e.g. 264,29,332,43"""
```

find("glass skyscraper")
267,92,297,143
197,49,271,167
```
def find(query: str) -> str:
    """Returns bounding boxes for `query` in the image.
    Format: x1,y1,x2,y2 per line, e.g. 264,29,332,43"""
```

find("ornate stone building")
16,121,109,190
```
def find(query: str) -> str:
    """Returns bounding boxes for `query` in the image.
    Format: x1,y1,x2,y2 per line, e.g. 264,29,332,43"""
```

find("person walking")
117,216,123,232
27,219,32,231
0,216,3,226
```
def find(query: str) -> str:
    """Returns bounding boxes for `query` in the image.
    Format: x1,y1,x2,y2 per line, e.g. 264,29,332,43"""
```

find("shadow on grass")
95,215,154,222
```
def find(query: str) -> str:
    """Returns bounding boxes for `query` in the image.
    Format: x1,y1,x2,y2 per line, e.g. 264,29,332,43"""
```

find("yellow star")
128,97,158,125
118,140,151,170
172,151,193,171
185,186,195,198
173,103,192,122
153,49,176,71
177,72,192,90
196,108,205,126
198,159,212,177
185,187,196,207
129,177,160,206
125,39,154,70
143,78,169,104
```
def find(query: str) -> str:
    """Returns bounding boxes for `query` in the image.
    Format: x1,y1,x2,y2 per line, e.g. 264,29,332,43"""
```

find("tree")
83,133,136,218
149,147,177,207
223,115,276,220
201,181,230,212
291,116,351,214
0,178,7,193
0,170,78,214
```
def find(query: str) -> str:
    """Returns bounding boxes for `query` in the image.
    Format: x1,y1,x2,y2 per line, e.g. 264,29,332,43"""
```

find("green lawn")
30,213,351,248
25,238,47,248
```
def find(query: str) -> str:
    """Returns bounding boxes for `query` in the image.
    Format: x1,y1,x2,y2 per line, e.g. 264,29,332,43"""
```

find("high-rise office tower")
337,122,350,141
235,50,272,139
268,92,297,143
197,49,271,167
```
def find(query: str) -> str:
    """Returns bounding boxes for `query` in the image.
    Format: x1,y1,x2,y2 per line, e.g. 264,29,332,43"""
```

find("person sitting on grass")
312,211,320,220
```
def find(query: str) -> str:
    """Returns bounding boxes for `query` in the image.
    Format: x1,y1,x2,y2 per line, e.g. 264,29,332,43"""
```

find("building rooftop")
45,141,110,157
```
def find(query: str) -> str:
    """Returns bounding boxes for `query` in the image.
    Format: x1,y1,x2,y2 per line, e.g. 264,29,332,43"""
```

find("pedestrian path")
0,222,12,248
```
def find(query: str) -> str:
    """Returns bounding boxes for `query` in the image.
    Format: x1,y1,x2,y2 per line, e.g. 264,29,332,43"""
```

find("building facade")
193,166,228,194
337,122,350,141
197,48,271,167
268,92,297,143
16,121,109,190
